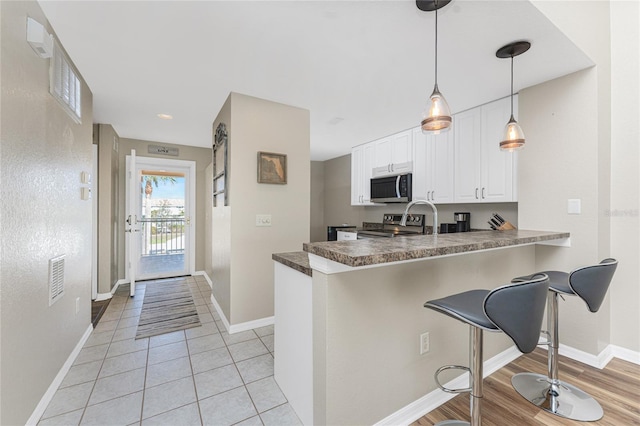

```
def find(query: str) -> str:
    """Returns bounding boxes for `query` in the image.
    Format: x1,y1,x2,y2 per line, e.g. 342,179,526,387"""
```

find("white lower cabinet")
412,127,454,203
454,96,517,203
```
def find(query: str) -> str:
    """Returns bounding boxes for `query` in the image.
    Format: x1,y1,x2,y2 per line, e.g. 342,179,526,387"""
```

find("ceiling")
38,0,593,161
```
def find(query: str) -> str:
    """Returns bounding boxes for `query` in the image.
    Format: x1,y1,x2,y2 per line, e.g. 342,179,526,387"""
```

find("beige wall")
521,0,639,354
96,124,120,294
210,96,232,321
210,92,310,326
0,1,94,424
116,138,212,279
310,161,325,242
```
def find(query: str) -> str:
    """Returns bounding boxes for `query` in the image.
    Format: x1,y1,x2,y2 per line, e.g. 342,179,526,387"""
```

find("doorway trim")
125,155,197,281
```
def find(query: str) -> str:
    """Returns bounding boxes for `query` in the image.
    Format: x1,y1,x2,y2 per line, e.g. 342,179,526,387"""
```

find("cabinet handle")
426,191,430,201
391,163,394,172
431,190,435,200
482,187,486,199
475,188,479,199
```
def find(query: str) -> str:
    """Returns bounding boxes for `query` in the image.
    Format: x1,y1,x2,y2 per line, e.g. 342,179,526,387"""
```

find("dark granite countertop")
302,229,570,268
272,251,312,276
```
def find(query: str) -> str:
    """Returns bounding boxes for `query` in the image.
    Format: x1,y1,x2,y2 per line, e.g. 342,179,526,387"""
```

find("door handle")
126,215,132,225
395,175,401,198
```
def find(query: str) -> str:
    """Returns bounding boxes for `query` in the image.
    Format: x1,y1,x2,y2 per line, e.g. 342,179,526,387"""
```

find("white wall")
609,0,640,351
0,1,94,423
522,0,639,354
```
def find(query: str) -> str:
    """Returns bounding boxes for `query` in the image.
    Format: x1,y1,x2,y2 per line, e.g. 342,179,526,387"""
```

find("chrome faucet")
401,199,438,235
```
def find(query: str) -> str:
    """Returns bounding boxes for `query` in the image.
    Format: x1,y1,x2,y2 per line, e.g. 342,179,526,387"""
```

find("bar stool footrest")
434,365,472,394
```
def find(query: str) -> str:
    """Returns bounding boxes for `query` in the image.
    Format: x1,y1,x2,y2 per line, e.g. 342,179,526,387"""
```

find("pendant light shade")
422,84,452,133
417,0,452,134
500,115,526,151
496,41,531,151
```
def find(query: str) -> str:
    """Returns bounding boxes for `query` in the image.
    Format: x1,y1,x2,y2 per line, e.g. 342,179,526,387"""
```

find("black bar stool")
511,258,618,422
424,274,549,426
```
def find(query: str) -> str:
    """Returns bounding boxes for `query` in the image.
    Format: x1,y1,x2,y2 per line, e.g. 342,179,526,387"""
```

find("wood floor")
90,298,111,328
411,348,640,425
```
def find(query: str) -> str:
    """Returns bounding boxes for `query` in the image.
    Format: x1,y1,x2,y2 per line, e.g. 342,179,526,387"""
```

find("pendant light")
496,41,531,151
417,0,452,134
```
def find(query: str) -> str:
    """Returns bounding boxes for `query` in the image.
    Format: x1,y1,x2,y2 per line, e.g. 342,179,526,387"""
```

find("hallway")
38,276,301,425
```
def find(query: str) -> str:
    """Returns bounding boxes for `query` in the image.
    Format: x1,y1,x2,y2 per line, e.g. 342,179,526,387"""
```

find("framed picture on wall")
257,151,287,184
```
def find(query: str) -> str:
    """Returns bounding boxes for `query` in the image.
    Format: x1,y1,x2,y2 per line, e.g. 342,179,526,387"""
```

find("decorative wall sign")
148,145,179,156
257,151,287,184
213,123,228,206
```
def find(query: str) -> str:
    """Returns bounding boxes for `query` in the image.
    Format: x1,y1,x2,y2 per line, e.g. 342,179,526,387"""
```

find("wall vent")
49,255,65,306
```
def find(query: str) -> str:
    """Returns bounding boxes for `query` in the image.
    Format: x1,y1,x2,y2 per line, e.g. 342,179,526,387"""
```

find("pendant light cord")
434,2,439,86
510,55,514,117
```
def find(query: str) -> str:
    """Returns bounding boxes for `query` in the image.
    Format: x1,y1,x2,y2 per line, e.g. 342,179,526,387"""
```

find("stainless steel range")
357,213,426,239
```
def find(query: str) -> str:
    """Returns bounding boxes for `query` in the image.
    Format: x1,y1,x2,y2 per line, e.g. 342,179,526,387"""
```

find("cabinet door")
351,146,363,205
373,138,393,171
481,97,514,202
431,129,454,203
454,108,482,203
361,143,375,204
412,127,429,200
390,130,413,166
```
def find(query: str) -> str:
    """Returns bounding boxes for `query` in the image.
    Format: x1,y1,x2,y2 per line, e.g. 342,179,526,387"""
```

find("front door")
125,154,196,283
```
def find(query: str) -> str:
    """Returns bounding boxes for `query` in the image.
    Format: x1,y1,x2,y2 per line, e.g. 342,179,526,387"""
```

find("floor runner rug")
135,279,201,339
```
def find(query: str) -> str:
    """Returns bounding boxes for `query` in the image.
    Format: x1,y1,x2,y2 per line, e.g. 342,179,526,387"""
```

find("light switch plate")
568,199,581,215
256,214,272,227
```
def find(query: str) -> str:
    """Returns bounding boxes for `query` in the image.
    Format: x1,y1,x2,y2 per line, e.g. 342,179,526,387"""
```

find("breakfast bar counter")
273,230,570,425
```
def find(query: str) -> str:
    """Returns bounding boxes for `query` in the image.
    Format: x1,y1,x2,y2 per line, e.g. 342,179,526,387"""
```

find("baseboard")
193,270,213,288
27,324,93,426
200,271,274,335
559,343,640,369
374,345,522,426
94,292,112,302
111,279,129,295
609,345,640,365
376,342,640,426
228,316,275,334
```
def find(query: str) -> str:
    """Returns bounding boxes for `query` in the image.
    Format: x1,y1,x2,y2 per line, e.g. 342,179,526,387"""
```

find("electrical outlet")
75,297,80,315
420,332,430,355
256,214,272,227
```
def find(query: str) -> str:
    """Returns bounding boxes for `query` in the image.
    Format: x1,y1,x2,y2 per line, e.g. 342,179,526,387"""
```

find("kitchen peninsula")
273,230,569,425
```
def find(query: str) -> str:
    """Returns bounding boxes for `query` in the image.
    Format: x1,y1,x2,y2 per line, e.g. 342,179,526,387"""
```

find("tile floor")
38,276,301,426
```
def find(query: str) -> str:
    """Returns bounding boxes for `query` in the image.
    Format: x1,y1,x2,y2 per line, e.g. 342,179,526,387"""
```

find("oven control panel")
383,214,425,227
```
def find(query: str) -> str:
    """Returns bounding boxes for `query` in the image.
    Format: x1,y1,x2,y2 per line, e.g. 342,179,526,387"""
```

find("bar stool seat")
511,258,618,422
425,274,549,426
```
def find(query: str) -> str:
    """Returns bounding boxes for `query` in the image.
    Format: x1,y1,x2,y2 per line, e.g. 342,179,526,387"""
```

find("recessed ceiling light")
157,113,173,120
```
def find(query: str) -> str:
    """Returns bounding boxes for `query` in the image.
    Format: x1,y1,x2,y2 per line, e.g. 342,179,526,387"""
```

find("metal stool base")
435,421,470,426
511,372,603,422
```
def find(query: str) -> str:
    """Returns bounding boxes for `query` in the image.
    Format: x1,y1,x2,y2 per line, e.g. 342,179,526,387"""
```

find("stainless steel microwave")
370,173,412,203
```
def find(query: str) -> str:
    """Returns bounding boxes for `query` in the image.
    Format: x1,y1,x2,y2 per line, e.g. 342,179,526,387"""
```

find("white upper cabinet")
371,129,414,177
454,97,517,203
352,96,517,206
412,127,454,203
351,143,375,206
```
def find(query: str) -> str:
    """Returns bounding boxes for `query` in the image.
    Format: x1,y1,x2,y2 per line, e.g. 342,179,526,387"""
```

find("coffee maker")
455,212,471,232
